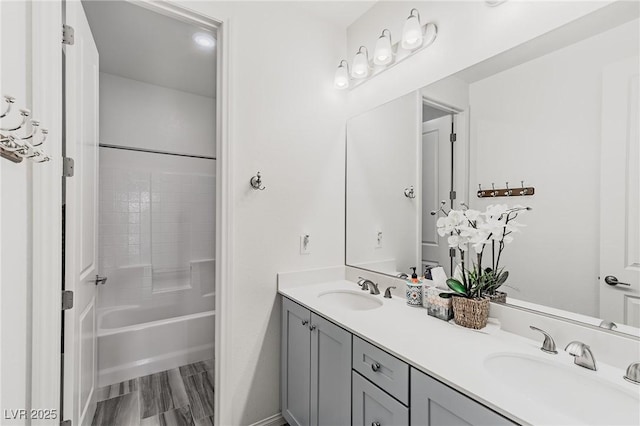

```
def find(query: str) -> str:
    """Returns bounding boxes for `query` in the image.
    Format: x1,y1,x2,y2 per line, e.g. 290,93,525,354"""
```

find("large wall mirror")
346,4,640,337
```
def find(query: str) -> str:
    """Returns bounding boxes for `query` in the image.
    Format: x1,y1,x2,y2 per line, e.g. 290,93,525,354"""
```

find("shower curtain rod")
99,143,216,160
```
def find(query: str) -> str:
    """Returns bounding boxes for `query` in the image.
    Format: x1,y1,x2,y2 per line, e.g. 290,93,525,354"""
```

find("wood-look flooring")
92,359,214,426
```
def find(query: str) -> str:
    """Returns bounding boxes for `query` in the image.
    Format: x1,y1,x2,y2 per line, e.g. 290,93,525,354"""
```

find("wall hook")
505,181,511,196
520,180,528,196
250,171,266,190
0,95,16,119
404,185,415,199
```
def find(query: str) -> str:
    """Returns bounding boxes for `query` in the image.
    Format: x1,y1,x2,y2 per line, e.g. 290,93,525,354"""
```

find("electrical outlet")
375,230,383,248
300,234,311,255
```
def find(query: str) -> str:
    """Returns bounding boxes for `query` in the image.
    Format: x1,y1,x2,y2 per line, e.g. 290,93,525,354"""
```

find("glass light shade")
401,14,423,50
373,33,393,66
351,47,370,79
334,63,350,89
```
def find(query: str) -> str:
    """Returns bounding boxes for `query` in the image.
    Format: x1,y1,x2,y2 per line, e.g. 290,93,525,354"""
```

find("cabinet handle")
372,422,381,426
309,324,317,331
371,362,381,372
302,319,309,326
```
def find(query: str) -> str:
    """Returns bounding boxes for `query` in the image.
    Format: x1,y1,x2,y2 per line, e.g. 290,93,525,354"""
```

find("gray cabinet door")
353,371,409,426
310,313,352,426
282,298,312,426
410,368,516,426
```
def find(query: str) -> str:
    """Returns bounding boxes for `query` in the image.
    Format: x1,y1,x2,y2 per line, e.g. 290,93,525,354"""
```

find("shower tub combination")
97,304,215,387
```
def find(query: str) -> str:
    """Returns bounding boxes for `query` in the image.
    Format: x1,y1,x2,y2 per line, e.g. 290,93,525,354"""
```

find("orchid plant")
434,203,530,299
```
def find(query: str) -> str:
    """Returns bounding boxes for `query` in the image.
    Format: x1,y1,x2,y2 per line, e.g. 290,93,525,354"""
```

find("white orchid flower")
464,209,481,221
448,209,465,225
485,204,509,219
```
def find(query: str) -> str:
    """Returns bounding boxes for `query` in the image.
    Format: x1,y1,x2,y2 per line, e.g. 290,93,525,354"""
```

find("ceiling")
82,1,217,98
291,1,377,28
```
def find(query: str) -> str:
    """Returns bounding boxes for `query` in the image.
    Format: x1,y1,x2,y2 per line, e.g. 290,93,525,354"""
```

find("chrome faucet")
369,282,380,295
565,341,597,371
529,326,557,354
357,277,374,292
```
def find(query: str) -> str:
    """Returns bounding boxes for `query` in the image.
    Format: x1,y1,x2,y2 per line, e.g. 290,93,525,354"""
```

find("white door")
599,56,640,328
63,1,100,425
421,113,453,272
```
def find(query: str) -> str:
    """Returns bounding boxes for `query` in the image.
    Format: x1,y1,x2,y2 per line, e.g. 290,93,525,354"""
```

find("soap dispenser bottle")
406,267,423,307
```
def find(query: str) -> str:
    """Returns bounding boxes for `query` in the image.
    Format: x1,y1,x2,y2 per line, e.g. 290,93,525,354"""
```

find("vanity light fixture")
333,8,438,90
373,29,394,66
334,60,350,89
401,9,423,50
351,46,370,79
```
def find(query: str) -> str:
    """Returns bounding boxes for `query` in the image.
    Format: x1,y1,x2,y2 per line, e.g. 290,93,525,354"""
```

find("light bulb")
334,61,350,89
193,32,215,49
351,46,370,79
401,9,423,50
373,29,393,66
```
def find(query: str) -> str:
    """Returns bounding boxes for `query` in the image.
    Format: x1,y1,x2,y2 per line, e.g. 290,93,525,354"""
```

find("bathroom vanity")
278,271,640,426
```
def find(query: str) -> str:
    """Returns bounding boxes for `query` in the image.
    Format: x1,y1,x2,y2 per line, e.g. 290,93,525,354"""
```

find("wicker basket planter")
484,291,507,303
452,297,490,329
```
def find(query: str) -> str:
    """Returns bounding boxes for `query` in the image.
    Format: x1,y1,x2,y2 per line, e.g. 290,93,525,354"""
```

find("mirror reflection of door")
599,56,640,331
421,102,454,275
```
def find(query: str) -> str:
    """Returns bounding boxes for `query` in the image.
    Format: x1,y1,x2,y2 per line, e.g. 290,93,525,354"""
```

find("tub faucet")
565,341,597,371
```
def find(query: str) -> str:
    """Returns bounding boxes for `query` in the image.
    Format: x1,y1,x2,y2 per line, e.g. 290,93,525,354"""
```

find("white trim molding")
30,0,63,420
249,413,287,426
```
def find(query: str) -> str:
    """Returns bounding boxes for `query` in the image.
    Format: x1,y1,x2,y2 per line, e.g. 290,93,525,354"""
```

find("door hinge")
450,133,457,143
62,25,75,45
63,157,74,177
62,290,74,310
449,190,457,200
449,248,456,258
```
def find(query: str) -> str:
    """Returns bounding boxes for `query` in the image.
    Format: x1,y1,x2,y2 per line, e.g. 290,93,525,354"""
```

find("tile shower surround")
98,166,215,309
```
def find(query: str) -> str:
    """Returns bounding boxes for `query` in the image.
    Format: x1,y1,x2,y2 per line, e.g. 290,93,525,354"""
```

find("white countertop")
278,279,640,426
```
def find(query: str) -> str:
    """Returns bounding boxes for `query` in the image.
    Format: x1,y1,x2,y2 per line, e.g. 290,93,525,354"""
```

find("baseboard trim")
249,413,286,426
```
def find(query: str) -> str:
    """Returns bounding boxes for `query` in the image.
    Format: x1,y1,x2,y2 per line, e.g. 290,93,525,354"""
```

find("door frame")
30,1,233,424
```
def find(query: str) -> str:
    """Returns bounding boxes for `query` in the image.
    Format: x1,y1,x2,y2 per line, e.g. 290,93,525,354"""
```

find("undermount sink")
484,353,640,425
317,290,383,311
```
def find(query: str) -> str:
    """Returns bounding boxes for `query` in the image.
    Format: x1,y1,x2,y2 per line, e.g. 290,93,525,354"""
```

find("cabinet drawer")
352,336,409,405
352,371,409,426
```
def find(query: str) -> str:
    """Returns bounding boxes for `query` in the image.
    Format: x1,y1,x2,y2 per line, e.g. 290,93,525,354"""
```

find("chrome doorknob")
604,275,630,287
371,362,381,372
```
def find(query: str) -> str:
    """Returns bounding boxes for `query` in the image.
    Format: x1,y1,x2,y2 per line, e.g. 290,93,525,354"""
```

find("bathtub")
97,306,215,387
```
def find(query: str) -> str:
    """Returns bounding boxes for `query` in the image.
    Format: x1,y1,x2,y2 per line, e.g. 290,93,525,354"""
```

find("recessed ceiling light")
193,32,215,49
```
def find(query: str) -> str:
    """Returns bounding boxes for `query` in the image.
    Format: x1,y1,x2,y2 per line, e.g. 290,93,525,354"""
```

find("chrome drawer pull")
302,319,309,326
372,422,381,426
309,324,317,331
371,362,381,372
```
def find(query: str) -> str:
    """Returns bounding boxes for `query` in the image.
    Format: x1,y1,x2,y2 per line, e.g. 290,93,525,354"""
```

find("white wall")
468,19,640,317
99,72,216,158
0,1,31,422
180,2,348,424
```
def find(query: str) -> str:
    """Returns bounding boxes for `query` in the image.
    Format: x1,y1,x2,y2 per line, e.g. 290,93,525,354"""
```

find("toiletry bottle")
406,267,423,307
